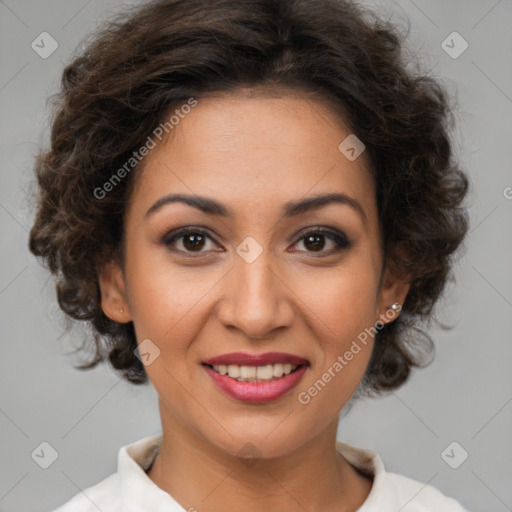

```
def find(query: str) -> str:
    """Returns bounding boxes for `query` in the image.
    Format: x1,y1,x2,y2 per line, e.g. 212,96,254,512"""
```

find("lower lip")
203,365,308,403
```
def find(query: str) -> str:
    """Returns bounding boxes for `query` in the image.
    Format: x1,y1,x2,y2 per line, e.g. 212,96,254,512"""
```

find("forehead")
129,93,377,225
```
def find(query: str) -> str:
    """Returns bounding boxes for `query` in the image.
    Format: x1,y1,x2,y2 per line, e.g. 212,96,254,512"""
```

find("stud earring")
388,303,401,311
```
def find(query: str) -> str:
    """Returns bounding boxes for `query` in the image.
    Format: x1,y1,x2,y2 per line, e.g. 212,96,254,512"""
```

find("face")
100,92,409,459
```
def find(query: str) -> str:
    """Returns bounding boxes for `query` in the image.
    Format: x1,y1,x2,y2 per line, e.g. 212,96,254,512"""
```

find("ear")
375,243,411,325
97,260,132,323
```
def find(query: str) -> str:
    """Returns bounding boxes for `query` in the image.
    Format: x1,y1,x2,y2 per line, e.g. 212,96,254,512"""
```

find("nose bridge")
218,240,293,338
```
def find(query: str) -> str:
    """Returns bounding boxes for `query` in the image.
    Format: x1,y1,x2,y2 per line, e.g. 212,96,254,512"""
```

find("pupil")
184,233,205,251
305,234,325,251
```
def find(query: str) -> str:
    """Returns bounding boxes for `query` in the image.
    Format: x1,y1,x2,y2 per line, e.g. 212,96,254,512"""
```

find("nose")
216,248,294,340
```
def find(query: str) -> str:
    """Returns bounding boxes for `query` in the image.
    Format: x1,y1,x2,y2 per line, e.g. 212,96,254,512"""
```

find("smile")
202,352,309,403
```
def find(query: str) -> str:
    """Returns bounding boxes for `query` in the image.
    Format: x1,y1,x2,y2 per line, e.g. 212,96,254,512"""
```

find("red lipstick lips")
202,352,309,403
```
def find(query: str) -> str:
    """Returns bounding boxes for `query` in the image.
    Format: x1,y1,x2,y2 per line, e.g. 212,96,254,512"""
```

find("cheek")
124,248,220,349
291,260,381,341
123,256,218,408
290,260,379,401
294,274,376,417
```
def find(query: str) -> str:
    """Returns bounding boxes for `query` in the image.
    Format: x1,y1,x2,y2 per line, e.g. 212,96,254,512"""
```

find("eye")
291,228,351,255
162,226,351,257
162,228,219,255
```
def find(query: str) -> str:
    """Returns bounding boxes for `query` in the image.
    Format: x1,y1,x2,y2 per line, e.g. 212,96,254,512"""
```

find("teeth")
211,363,300,382
257,364,274,380
227,364,240,378
240,366,256,379
273,363,284,378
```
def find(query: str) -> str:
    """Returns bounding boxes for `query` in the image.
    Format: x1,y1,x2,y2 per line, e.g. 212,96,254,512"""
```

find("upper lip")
203,352,309,366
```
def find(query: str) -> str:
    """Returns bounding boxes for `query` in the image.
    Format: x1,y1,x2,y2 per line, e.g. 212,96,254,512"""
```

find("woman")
29,0,470,510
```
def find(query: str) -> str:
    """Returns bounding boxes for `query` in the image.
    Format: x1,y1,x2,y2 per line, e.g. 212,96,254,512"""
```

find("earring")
388,303,401,311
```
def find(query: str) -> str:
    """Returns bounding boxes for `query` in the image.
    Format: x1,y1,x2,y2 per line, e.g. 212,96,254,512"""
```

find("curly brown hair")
29,0,469,394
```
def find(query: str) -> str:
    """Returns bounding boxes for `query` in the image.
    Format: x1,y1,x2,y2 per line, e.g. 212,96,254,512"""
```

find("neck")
146,402,372,512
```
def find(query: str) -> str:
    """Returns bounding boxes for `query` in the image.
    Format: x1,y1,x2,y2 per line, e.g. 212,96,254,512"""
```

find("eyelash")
162,226,352,257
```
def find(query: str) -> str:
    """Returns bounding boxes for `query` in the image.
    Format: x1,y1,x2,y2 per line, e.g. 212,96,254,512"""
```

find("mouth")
202,352,309,403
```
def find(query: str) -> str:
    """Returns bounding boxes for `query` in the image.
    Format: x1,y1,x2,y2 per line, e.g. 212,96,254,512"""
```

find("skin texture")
99,93,410,512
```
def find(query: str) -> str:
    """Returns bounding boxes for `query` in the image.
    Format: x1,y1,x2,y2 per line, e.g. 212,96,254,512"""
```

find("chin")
197,414,319,461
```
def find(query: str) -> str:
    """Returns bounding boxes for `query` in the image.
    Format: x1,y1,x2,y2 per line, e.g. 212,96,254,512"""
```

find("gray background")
1,1,511,511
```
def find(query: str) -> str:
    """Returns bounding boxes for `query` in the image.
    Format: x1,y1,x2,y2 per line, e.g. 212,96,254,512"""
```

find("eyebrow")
145,192,368,228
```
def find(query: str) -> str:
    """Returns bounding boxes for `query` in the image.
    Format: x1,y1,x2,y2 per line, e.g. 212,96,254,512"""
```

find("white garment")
52,433,469,511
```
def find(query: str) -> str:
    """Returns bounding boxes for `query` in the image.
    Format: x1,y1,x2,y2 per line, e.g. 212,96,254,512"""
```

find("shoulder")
336,441,469,512
49,434,164,512
50,473,121,512
376,471,469,511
